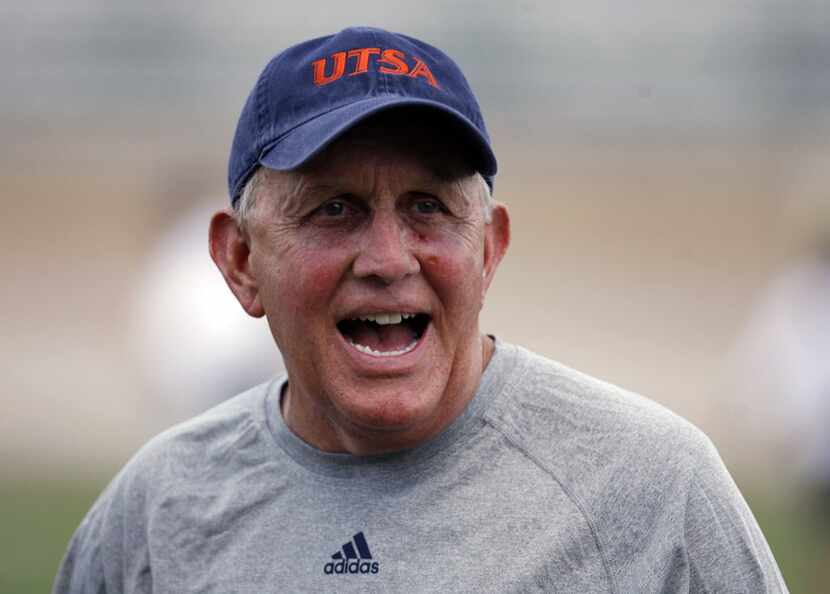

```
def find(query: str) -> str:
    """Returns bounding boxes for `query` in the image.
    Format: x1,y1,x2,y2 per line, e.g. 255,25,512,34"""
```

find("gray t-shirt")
54,340,788,593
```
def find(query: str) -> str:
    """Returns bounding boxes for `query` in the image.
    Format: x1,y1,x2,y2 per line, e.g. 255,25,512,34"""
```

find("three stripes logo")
323,531,380,575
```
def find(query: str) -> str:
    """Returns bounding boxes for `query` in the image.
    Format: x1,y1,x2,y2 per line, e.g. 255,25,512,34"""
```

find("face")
212,118,509,453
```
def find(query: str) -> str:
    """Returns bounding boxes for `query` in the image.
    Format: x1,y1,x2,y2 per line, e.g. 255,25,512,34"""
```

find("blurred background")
2,1,829,591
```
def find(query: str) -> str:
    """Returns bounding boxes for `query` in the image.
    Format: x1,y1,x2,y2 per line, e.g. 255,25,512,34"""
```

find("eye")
307,196,366,227
413,198,443,215
320,200,347,217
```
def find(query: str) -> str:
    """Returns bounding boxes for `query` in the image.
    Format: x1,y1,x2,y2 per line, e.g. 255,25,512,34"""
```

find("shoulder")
483,344,718,531
131,379,277,480
95,376,276,501
53,380,280,592
109,379,282,512
484,344,791,591
486,343,714,478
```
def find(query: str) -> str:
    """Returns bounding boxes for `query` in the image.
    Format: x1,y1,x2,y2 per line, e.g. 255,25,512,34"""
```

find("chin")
333,381,444,434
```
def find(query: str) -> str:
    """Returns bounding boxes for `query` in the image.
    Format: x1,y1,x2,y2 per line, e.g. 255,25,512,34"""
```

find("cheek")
278,249,348,310
419,232,484,307
254,238,350,323
262,250,348,362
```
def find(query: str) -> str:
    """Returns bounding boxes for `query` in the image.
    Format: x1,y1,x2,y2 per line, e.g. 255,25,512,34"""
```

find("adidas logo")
323,531,380,575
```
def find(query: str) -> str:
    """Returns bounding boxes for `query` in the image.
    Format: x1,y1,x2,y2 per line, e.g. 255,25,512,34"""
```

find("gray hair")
233,167,493,231
232,167,266,234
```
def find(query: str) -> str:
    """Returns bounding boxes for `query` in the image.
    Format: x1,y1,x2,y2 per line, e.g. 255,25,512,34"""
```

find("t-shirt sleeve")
52,458,154,594
683,436,789,593
52,509,109,594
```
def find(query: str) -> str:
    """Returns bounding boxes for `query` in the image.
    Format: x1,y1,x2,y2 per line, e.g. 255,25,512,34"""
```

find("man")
55,26,788,593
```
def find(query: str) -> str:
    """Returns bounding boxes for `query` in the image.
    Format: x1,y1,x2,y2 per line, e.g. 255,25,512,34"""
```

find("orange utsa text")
312,48,440,89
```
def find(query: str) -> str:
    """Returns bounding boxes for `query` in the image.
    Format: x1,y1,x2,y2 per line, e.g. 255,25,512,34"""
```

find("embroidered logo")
323,531,380,575
312,48,440,89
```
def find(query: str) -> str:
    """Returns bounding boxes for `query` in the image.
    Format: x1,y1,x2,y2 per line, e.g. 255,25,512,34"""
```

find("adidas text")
323,559,380,575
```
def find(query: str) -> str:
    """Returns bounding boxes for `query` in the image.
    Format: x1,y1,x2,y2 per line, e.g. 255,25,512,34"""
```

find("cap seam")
369,30,390,95
229,57,277,200
254,58,276,156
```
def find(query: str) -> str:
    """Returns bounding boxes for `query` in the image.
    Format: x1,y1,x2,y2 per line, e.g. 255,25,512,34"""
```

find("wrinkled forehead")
299,109,480,184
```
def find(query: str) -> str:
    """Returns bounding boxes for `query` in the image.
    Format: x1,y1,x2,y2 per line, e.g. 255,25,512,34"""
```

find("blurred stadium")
1,1,828,591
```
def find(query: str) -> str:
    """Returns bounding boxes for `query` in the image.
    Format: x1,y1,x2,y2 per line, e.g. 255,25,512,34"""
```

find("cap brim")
257,96,497,177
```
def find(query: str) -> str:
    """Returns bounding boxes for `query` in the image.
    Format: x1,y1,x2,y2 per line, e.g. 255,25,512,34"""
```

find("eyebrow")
297,182,339,196
278,169,472,213
276,180,338,215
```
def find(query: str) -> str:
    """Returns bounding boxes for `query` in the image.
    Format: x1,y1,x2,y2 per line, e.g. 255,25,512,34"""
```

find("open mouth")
336,313,431,357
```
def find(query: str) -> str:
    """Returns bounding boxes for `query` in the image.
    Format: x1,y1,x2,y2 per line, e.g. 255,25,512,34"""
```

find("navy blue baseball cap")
228,26,497,205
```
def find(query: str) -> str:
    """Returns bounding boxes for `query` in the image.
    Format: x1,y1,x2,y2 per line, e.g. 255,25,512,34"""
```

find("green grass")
747,492,830,594
1,478,827,592
0,477,109,594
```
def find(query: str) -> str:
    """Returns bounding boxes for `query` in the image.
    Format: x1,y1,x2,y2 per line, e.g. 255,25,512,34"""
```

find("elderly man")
55,27,787,593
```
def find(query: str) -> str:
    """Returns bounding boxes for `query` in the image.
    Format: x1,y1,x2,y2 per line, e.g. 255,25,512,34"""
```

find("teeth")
353,312,413,325
349,340,418,357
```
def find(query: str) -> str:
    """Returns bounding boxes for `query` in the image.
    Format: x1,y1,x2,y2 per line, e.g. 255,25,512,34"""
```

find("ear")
208,209,265,318
481,202,510,300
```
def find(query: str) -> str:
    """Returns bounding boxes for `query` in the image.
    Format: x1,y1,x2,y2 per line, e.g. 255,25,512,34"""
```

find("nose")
352,210,420,283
